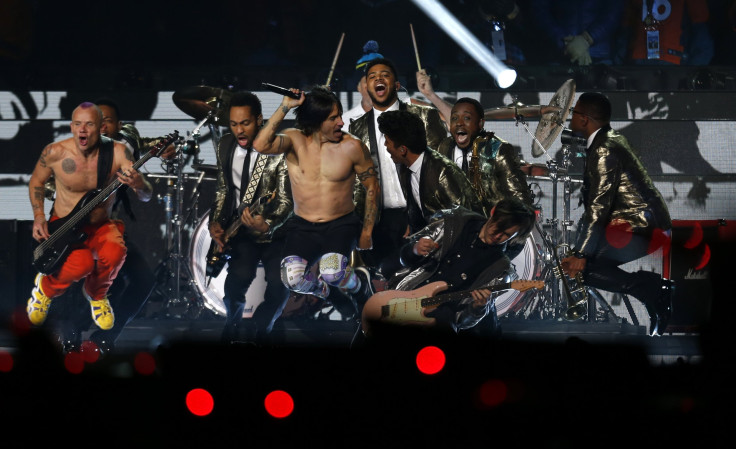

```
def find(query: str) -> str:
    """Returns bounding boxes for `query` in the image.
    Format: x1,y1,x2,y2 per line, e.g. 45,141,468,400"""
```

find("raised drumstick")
325,32,346,88
410,23,422,71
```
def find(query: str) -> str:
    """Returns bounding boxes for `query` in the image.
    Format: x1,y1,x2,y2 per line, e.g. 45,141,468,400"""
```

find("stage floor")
0,311,706,366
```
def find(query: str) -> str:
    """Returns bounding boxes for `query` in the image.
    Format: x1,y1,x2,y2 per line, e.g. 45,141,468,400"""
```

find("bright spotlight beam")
411,0,517,88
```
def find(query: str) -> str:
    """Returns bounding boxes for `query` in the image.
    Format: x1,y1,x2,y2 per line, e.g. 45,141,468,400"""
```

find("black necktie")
461,150,469,173
240,149,251,198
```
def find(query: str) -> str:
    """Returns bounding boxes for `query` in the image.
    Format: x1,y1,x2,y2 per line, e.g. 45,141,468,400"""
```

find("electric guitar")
32,132,180,275
205,191,276,279
361,280,544,334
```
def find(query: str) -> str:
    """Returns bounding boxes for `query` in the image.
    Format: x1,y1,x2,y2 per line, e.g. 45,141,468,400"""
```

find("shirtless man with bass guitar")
27,102,173,331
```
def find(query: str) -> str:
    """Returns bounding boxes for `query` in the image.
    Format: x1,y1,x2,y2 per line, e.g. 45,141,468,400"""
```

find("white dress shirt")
232,146,256,206
407,152,425,209
373,100,406,209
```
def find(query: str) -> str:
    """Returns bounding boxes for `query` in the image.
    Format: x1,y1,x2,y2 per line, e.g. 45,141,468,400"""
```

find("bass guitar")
205,191,276,279
361,279,544,334
32,132,180,275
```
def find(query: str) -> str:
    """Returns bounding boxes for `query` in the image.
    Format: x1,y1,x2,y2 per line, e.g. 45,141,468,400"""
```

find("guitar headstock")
510,280,545,292
150,131,180,158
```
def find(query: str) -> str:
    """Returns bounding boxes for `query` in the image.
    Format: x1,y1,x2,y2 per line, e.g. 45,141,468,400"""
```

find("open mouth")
453,130,469,147
79,135,89,146
237,135,249,148
374,83,387,96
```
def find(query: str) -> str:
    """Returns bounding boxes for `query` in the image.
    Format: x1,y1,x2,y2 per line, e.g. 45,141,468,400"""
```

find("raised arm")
28,144,56,241
353,140,379,250
416,69,452,128
253,89,305,155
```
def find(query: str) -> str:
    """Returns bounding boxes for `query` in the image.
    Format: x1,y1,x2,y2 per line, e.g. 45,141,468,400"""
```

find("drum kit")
156,79,626,327
148,85,233,318
484,79,628,325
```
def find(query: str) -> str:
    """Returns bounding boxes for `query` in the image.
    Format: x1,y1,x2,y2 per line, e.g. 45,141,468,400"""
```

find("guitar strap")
240,153,267,207
96,136,115,189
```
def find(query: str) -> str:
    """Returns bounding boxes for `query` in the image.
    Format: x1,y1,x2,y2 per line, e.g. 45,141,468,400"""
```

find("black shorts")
282,212,360,266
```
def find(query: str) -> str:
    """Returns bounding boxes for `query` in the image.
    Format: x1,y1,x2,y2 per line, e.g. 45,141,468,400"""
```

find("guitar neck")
420,282,512,308
37,133,176,252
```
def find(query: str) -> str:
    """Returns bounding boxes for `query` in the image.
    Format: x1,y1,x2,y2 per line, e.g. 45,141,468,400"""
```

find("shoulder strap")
97,136,115,189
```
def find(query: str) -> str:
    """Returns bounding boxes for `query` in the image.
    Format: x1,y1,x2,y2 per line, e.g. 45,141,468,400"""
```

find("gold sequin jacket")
436,133,533,215
575,126,671,256
209,133,292,243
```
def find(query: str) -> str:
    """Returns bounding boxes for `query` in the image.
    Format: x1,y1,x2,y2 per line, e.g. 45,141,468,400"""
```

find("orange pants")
40,218,127,301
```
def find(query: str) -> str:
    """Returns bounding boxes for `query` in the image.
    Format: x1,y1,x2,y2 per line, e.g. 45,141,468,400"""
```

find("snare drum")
189,213,266,317
494,222,550,316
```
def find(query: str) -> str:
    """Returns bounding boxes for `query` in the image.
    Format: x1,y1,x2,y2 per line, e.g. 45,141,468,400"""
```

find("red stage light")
186,388,214,417
478,379,508,408
416,345,446,375
264,390,294,418
0,350,13,373
64,351,84,374
134,352,156,376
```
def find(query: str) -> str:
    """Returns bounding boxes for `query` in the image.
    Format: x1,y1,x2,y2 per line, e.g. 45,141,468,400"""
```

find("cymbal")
484,103,562,120
172,85,232,125
192,163,219,174
532,79,576,157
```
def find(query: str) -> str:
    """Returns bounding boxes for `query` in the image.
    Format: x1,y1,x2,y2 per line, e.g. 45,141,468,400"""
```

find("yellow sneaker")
88,297,115,331
27,273,52,326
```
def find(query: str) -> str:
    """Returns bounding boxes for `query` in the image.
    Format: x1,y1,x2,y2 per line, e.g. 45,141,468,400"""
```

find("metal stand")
511,118,625,325
151,114,214,318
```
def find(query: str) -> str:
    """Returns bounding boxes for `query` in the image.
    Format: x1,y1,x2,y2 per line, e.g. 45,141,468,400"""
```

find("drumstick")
325,32,346,88
410,23,422,71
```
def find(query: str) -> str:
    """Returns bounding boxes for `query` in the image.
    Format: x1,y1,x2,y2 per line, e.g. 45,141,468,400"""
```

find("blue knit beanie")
355,40,384,70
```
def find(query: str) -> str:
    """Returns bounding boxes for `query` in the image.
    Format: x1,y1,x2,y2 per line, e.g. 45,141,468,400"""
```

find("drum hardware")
551,244,587,321
173,85,231,158
500,79,625,325
150,114,219,319
531,78,576,159
484,102,562,120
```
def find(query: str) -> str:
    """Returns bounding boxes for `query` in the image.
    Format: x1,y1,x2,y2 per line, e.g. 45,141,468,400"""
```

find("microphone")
261,83,301,99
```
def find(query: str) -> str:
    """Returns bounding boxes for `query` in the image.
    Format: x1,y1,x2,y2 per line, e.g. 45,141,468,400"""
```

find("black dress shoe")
350,266,376,306
645,303,659,336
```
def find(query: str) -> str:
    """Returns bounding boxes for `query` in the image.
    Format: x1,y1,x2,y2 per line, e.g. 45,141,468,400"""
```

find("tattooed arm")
115,143,152,202
253,89,305,155
353,140,380,250
28,144,56,241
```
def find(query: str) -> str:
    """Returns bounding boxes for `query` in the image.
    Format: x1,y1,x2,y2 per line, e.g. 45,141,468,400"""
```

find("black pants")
582,230,668,307
280,212,361,319
222,233,289,341
360,207,408,278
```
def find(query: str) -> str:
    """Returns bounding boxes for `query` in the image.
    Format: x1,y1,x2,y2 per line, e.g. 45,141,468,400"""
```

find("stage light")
477,379,508,408
186,388,215,417
0,350,13,373
411,0,517,88
264,390,295,418
134,352,157,376
416,345,446,375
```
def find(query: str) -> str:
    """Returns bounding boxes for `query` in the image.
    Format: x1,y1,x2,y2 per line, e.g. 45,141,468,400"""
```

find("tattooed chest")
55,158,99,191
